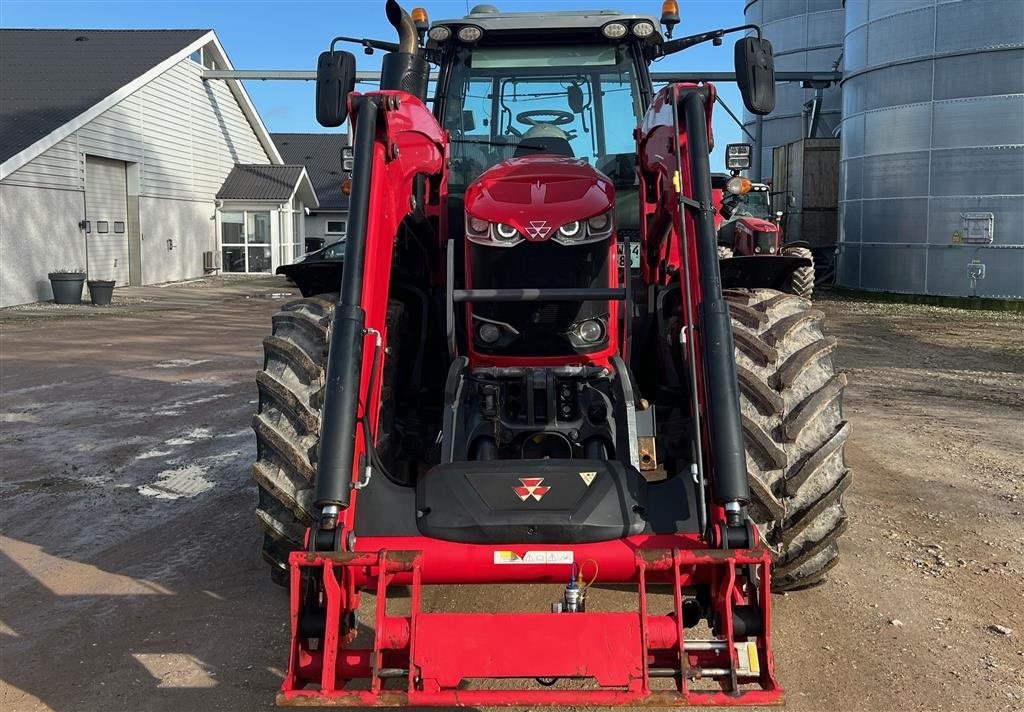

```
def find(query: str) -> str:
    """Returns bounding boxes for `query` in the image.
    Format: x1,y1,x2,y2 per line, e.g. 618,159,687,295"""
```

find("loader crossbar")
279,539,782,707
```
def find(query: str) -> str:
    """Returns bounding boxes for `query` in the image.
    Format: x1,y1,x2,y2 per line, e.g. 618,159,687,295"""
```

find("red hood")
464,156,614,242
734,216,778,233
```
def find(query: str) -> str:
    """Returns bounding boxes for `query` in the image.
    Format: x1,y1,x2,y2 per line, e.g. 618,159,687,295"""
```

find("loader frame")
281,539,780,706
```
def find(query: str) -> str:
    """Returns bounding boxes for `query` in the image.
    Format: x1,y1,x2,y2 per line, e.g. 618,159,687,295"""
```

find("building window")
221,210,271,273
326,219,346,235
189,49,202,64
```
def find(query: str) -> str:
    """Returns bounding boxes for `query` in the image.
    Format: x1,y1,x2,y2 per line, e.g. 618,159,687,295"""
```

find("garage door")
85,156,129,285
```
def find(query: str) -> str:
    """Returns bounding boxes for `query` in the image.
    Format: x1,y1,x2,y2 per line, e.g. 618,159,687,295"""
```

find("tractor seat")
513,124,574,159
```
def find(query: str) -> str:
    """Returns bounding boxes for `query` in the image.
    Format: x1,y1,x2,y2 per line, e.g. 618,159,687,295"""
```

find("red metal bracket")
279,537,782,707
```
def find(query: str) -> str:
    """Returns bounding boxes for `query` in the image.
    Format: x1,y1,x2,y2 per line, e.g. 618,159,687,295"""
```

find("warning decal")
493,551,574,565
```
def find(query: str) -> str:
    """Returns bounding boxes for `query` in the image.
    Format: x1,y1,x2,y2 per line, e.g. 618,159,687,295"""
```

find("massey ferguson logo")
524,221,551,239
514,477,550,502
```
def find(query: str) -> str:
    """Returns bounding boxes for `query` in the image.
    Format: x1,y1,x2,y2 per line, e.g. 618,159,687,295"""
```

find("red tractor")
713,145,815,298
252,1,850,705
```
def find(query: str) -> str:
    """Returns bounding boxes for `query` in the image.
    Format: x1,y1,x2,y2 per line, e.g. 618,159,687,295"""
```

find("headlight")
587,211,612,235
494,223,519,241
428,26,451,42
557,221,582,240
632,21,656,38
457,25,483,42
550,211,613,246
467,216,489,234
577,319,604,344
478,323,501,344
466,214,523,247
601,22,627,39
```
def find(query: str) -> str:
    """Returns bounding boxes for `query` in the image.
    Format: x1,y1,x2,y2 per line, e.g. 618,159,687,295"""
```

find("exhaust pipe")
381,0,429,99
386,0,419,54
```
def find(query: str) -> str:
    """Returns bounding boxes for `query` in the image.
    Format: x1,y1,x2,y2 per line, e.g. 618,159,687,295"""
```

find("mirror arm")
330,35,400,54
657,23,762,58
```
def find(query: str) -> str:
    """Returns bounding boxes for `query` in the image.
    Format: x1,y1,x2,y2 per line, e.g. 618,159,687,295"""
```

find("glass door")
247,212,271,272
221,210,272,273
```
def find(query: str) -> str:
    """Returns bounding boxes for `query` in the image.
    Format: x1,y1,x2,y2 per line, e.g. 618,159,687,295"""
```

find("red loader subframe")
255,2,848,705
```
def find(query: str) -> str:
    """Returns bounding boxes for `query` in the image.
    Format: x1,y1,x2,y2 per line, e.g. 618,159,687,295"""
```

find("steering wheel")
516,109,575,127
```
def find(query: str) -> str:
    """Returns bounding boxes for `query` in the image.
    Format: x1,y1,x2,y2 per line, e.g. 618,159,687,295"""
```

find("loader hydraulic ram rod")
680,86,751,526
314,95,380,525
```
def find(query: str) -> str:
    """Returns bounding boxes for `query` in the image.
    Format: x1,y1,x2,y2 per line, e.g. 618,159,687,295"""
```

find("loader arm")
637,82,751,532
314,90,447,541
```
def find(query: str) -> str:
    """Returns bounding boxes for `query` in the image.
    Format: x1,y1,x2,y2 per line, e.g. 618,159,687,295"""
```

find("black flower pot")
48,272,86,304
87,280,115,306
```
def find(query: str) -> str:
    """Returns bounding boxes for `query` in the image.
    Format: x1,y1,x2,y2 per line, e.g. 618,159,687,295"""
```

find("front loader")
251,1,851,705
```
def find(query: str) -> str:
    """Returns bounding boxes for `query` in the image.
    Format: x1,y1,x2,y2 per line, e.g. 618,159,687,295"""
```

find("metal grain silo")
837,0,1024,298
743,0,845,179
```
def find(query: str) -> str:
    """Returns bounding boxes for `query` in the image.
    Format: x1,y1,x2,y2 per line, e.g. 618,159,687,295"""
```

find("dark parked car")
277,240,345,296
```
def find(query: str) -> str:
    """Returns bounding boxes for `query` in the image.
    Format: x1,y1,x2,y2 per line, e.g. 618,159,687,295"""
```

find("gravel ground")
1,282,1021,711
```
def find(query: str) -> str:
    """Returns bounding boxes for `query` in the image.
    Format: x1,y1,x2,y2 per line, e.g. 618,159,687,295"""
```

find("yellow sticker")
579,471,597,486
747,642,760,675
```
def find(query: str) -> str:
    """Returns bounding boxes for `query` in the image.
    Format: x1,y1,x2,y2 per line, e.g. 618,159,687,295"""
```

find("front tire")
781,246,814,299
251,296,334,581
726,288,851,590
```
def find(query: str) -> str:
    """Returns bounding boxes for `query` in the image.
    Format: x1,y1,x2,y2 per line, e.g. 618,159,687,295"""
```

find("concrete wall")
139,196,216,285
0,184,88,305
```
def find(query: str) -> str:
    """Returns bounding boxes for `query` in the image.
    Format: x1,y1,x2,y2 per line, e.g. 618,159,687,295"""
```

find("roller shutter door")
85,156,129,285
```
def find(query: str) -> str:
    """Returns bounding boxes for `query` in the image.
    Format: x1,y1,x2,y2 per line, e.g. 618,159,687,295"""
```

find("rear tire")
781,246,814,299
725,288,851,591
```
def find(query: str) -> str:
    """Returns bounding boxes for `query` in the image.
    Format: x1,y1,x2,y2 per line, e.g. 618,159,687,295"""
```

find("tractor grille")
468,239,610,356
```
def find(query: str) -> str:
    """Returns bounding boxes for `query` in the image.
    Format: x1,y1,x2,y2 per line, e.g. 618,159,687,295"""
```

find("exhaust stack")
381,0,429,99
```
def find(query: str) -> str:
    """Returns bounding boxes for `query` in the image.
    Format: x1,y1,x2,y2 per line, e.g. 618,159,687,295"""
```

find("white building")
272,133,349,253
0,29,312,307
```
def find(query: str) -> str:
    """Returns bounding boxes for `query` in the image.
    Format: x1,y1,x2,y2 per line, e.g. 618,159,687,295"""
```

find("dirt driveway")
1,281,1021,711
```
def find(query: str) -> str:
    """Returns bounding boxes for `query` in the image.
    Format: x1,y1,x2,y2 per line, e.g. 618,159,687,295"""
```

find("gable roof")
271,133,349,211
0,29,282,179
217,164,318,207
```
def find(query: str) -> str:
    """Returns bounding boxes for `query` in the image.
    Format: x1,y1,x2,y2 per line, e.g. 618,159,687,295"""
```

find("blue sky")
0,0,750,167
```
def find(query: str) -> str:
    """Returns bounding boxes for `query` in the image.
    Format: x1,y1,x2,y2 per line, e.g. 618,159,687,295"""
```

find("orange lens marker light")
411,7,429,26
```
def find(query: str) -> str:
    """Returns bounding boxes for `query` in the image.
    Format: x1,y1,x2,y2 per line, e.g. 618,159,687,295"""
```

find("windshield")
731,190,771,220
441,44,643,189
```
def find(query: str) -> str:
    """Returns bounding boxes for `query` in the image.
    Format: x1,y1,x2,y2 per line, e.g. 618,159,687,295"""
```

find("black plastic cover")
315,50,356,127
416,459,647,544
734,37,776,116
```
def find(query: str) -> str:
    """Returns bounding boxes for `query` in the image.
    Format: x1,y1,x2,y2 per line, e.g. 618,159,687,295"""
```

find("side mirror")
462,110,476,132
567,84,585,114
316,50,357,127
734,37,775,115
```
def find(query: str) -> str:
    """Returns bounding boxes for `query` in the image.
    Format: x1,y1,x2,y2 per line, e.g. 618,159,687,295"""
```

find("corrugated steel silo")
743,0,845,179
837,0,1024,298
